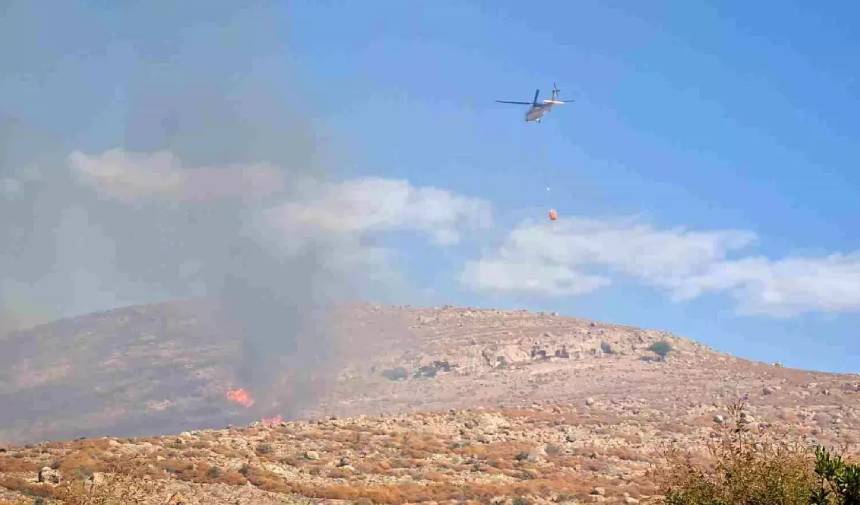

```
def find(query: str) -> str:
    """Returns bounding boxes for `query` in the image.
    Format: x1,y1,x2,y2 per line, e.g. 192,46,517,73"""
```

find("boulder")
38,467,61,484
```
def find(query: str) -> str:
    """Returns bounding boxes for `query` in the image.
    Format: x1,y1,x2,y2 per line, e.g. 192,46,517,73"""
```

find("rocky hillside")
0,302,858,503
2,302,858,447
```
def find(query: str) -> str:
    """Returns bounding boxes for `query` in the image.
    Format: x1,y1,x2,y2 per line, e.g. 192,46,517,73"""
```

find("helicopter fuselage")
525,103,552,122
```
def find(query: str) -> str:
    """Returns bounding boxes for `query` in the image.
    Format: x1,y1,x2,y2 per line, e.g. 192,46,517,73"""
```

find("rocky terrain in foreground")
1,303,858,503
0,397,858,504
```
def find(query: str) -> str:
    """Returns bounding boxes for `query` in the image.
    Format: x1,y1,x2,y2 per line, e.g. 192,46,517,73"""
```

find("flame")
226,388,254,408
260,415,283,427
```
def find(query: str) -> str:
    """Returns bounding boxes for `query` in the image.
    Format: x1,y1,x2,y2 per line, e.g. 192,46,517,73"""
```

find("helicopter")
496,83,571,123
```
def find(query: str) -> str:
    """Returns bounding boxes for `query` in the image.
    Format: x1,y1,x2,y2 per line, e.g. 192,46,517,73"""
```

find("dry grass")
603,445,647,462
456,441,535,461
57,449,110,479
0,476,56,499
0,457,39,473
1,397,855,504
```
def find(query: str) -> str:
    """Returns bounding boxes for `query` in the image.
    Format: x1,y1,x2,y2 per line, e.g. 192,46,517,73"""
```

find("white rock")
38,467,61,484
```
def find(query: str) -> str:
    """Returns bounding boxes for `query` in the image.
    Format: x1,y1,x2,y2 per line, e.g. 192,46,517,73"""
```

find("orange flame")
226,388,254,408
260,415,283,427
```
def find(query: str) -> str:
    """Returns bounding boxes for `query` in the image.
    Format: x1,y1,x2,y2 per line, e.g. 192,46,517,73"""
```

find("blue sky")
1,1,858,372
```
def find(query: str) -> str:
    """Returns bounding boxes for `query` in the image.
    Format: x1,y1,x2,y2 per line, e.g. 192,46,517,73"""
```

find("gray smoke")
0,2,365,427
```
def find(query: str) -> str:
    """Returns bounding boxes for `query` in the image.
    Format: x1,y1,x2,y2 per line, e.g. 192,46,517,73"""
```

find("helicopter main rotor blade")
495,100,532,105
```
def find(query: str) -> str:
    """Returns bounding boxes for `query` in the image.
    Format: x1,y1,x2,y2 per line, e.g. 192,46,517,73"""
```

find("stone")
38,467,61,484
591,487,606,496
585,397,595,407
304,450,320,460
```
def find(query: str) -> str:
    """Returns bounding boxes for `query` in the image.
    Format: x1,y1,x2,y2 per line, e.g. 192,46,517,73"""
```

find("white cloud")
681,254,860,316
69,150,492,248
68,149,493,296
261,177,492,247
461,216,860,317
461,258,609,296
69,149,285,202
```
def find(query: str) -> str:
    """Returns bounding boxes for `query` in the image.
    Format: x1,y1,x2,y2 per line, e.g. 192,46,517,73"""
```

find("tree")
648,341,672,361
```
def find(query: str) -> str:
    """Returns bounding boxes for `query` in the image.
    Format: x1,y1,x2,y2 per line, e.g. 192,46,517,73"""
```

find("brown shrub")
327,467,351,479
243,466,292,494
488,458,514,470
604,446,644,462
218,470,247,486
354,460,390,474
0,456,40,473
57,449,107,479
255,442,274,455
53,472,154,505
658,400,818,505
209,445,247,459
158,458,193,475
618,431,644,444
286,479,593,504
294,482,466,504
423,471,448,482
457,441,534,461
0,476,57,499
581,459,610,473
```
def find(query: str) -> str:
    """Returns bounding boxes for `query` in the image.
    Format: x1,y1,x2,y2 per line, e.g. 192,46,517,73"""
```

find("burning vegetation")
225,388,255,408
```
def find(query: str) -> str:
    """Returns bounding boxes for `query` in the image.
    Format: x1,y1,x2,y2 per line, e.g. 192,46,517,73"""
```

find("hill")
0,302,858,503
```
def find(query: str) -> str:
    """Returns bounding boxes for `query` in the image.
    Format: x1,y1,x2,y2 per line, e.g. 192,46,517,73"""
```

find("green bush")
648,340,673,360
659,400,860,505
811,446,860,504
